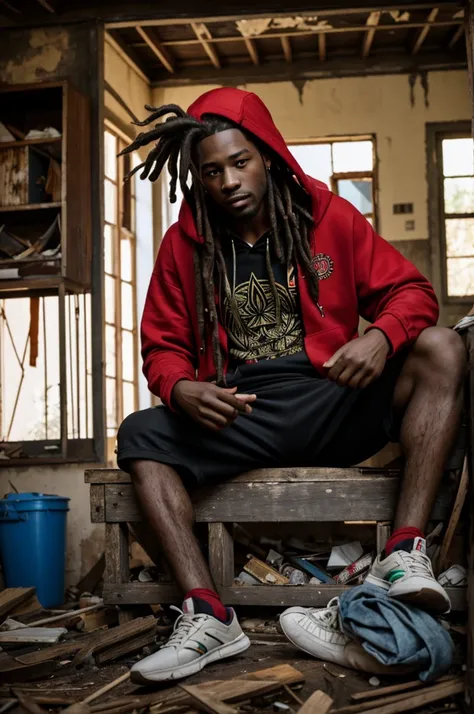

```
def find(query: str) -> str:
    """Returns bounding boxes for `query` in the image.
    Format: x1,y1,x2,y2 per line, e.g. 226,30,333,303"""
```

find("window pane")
105,132,117,180
121,239,133,282
104,224,114,274
333,141,373,172
445,218,474,258
444,177,474,214
106,376,117,434
104,180,117,225
447,257,474,296
122,330,135,382
442,138,474,177
121,281,134,330
105,324,116,378
123,381,136,419
337,179,373,215
105,275,115,324
289,143,332,186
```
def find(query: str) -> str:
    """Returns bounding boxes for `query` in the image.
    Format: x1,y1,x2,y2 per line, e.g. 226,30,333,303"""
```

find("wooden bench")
85,466,466,611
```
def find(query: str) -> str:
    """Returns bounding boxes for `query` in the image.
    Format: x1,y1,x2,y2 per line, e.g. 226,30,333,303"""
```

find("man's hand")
172,381,257,431
323,329,390,389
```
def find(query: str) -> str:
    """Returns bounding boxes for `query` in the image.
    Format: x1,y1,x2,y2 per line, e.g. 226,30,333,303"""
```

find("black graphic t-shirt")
219,232,304,366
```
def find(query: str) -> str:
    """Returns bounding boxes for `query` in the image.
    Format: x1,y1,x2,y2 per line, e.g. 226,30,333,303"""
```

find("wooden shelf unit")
0,81,92,292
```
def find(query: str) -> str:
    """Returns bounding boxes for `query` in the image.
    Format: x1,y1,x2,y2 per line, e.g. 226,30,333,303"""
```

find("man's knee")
412,326,466,378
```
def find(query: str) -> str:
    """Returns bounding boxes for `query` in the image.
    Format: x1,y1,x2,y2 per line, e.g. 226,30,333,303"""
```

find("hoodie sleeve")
141,231,197,408
351,207,439,354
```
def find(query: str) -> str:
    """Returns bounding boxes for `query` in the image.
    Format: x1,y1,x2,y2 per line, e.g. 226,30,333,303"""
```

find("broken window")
440,136,474,299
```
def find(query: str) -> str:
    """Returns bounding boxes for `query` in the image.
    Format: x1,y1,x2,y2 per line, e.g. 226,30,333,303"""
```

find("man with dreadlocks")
117,88,466,684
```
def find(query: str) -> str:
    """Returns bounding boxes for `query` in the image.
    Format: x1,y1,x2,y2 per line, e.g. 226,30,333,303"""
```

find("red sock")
384,527,424,556
183,588,228,623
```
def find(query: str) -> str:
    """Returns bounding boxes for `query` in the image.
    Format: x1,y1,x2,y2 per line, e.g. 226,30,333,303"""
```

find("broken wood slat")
83,672,131,704
0,657,55,684
351,675,453,702
439,456,469,572
72,616,157,665
0,589,36,620
11,690,47,714
298,690,333,714
180,686,237,714
61,705,91,714
95,630,156,665
244,556,289,585
77,554,106,594
333,679,463,714
14,603,104,629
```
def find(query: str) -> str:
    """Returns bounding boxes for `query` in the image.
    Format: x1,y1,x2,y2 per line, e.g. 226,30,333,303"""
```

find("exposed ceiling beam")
136,25,175,73
318,33,327,60
448,24,465,49
103,4,460,31
362,10,381,57
151,19,461,45
191,21,221,68
151,50,465,88
281,36,292,62
106,30,151,83
412,7,439,55
244,37,259,65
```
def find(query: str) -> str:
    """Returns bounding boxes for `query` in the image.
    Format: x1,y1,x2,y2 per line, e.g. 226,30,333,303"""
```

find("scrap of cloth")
339,584,453,681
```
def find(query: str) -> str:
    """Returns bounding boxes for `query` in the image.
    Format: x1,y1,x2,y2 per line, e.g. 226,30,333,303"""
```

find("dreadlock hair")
120,103,321,386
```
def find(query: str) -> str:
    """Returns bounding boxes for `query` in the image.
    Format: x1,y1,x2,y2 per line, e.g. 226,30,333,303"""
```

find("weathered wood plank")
90,484,105,523
209,523,234,589
102,583,466,610
85,466,402,485
104,523,129,584
104,479,455,523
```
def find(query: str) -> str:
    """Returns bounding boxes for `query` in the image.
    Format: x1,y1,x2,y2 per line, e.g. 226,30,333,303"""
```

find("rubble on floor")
0,586,466,714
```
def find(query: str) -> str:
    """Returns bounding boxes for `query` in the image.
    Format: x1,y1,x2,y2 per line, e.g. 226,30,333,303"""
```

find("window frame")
427,121,473,305
103,123,139,459
287,134,379,233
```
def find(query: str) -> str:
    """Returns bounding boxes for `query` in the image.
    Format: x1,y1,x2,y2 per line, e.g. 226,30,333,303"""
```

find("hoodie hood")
178,87,331,242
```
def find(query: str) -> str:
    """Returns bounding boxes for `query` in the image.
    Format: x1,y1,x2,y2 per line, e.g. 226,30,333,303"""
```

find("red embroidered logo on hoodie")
312,253,334,280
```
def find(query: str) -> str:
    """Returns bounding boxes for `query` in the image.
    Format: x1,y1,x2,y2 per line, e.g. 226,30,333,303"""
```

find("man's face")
197,128,269,220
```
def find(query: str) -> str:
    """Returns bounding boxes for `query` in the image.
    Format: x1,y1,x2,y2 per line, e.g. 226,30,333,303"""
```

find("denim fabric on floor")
339,584,453,682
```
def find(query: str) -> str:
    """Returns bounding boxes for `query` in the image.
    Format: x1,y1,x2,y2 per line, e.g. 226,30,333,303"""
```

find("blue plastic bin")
0,493,70,608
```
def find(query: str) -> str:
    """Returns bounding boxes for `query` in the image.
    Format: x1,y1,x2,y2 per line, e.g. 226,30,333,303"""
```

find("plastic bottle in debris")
280,564,308,585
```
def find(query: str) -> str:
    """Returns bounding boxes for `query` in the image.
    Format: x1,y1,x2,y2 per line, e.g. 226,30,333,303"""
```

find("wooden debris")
0,653,56,684
180,685,238,714
351,675,453,702
332,678,463,714
0,589,36,620
95,630,156,665
83,672,131,704
244,556,289,585
297,690,333,714
244,664,304,685
8,594,42,618
0,626,67,644
14,603,104,630
61,705,91,714
73,616,157,666
11,690,48,714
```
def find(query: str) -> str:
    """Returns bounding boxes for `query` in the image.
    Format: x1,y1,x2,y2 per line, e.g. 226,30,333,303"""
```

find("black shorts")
117,351,405,488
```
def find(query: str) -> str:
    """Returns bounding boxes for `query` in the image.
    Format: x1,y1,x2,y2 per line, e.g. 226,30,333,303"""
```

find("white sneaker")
365,538,451,615
131,604,250,683
279,598,416,675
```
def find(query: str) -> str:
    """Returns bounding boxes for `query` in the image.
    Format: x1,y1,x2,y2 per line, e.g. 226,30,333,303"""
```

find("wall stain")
292,79,306,105
1,28,70,84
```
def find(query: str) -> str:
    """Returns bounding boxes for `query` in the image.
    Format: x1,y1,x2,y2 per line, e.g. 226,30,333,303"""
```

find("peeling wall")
0,24,103,586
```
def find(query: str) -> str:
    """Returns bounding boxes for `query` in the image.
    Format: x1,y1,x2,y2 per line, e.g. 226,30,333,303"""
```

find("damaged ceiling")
0,1,467,86
105,4,467,86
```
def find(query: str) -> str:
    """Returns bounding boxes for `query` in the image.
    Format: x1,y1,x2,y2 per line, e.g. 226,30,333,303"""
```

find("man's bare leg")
392,326,466,531
129,459,215,593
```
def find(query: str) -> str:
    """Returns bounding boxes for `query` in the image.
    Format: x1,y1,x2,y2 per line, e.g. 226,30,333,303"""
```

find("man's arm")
324,202,439,388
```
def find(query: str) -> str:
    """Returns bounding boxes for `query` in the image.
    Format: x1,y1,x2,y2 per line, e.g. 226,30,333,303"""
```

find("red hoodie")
142,88,438,407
